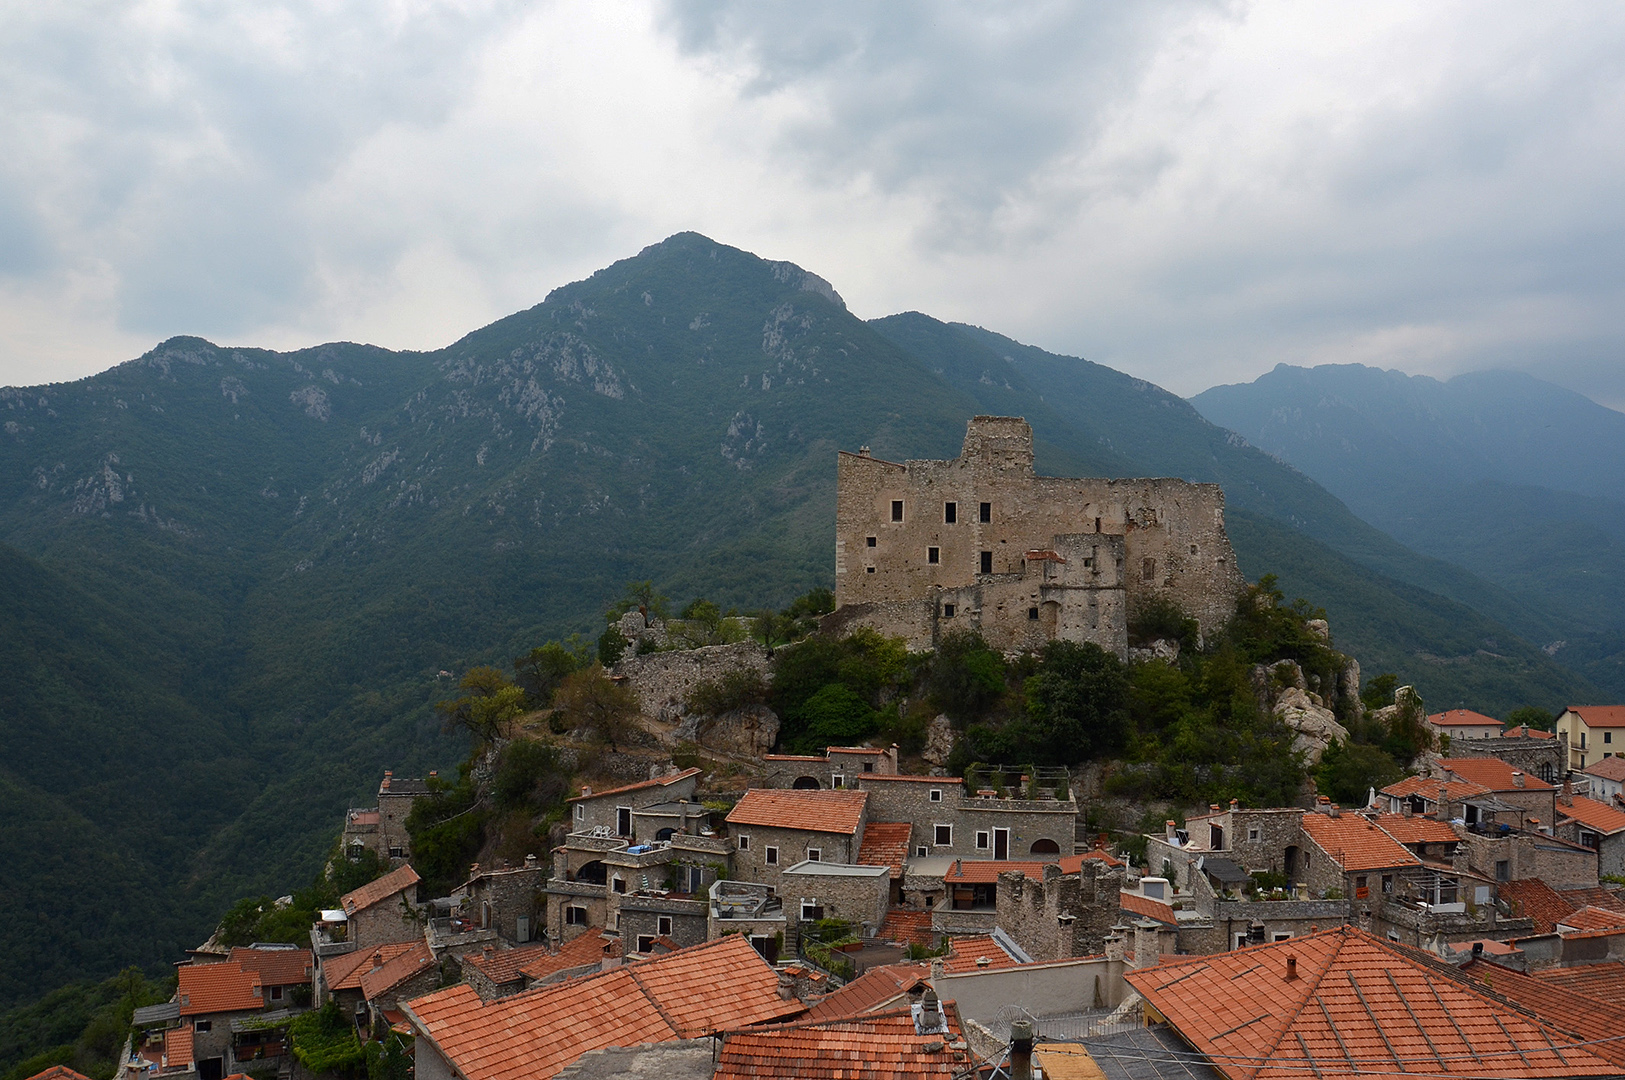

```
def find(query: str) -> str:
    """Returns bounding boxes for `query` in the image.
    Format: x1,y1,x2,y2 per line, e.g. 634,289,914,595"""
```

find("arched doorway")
1029,838,1061,855
576,860,607,885
792,776,821,789
656,827,677,842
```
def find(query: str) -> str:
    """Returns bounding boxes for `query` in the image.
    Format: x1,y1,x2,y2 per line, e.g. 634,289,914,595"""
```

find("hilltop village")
69,420,1625,1080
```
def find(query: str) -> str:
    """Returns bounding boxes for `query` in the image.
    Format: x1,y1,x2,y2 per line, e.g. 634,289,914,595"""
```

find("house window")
807,848,822,861
832,775,844,789
1028,606,1039,620
617,807,632,836
575,805,584,821
269,986,283,1001
1273,933,1294,942
802,900,823,921
637,935,655,953
195,1021,213,1034
1355,875,1368,899
928,547,940,564
866,566,875,574
1142,557,1157,581
866,536,877,547
943,603,956,618
1248,828,1260,842
738,834,750,851
1382,875,1394,895
979,502,991,523
945,502,958,523
976,831,990,850
1608,732,1614,744
658,916,673,936
863,762,874,773
766,846,779,866
891,500,904,522
388,846,403,859
934,824,952,846
980,551,993,574
929,789,942,802
566,906,589,926
1496,860,1509,882
1234,934,1250,949
612,877,626,894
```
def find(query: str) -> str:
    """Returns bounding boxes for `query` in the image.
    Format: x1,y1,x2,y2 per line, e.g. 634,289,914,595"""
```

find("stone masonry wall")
853,776,1076,860
1449,735,1565,784
729,824,859,893
349,896,422,951
466,864,548,944
997,861,1125,961
618,895,709,951
613,640,772,725
780,867,891,934
831,417,1245,654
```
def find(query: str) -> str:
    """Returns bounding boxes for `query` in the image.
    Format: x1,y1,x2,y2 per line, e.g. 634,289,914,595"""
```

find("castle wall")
832,417,1244,654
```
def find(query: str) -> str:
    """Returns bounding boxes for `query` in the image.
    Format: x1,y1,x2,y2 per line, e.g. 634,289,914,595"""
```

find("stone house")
707,880,786,963
357,940,438,1031
340,864,424,950
457,940,558,1001
316,941,422,1012
1428,709,1504,742
725,789,869,892
1447,731,1564,785
460,858,547,945
619,893,709,955
761,745,899,790
567,768,701,838
1584,755,1625,802
994,858,1127,962
1555,793,1625,877
778,861,891,939
1438,757,1557,828
853,774,1077,862
1451,826,1599,889
227,947,312,1011
827,416,1244,655
342,771,436,865
174,958,285,1080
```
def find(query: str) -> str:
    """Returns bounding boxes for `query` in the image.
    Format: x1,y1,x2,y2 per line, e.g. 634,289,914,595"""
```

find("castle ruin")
829,416,1245,656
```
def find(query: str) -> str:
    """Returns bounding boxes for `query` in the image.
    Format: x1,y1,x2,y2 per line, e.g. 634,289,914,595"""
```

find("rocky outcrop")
1273,686,1349,764
675,705,780,759
1128,638,1181,664
922,714,955,767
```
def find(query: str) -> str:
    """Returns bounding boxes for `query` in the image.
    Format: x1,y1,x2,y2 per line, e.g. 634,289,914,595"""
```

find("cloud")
0,1,1622,412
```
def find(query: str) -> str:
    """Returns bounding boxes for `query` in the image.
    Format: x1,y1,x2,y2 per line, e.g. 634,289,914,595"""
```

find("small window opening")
934,824,952,846
1028,606,1039,620
943,603,956,618
980,551,993,574
863,761,874,772
765,846,779,866
929,789,942,802
891,500,904,522
979,502,991,523
976,831,989,850
928,547,940,564
1142,557,1157,581
866,566,875,574
658,916,673,935
866,535,876,547
807,847,822,861
945,502,958,523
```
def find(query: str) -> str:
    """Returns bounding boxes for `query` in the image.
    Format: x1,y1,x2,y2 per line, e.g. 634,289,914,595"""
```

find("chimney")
429,770,438,779
858,446,871,457
1402,803,1413,818
1230,799,1239,812
776,969,796,1002
1165,820,1178,844
524,853,538,868
1329,804,1340,818
381,771,392,791
1436,785,1449,820
371,952,384,971
1210,804,1221,813
1009,1019,1035,1080
1104,930,1126,964
1513,771,1525,789
580,786,591,797
914,989,946,1034
1285,953,1298,980
930,957,946,980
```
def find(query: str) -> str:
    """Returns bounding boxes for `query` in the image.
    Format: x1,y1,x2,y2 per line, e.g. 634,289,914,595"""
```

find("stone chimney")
1402,802,1413,818
1512,771,1525,789
580,786,592,797
1104,929,1126,964
371,952,384,971
1133,920,1160,968
1436,785,1449,820
524,853,538,869
776,969,796,1002
1165,820,1178,844
1329,804,1340,818
381,771,392,791
858,446,871,457
1230,799,1239,812
1563,779,1574,807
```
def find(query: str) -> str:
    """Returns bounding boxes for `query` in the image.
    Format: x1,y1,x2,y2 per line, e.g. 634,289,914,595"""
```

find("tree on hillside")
1505,705,1556,731
514,640,589,709
436,666,527,744
927,630,1006,724
1024,640,1130,763
554,665,640,751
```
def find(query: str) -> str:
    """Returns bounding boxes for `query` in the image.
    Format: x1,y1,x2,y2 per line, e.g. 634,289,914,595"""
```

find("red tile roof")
714,1006,966,1079
1119,892,1177,925
1061,847,1124,871
1462,960,1625,1068
405,936,803,1080
1558,886,1625,913
802,963,931,1020
229,947,312,986
827,746,887,755
163,1026,194,1069
340,863,421,916
1584,756,1625,781
1429,709,1503,730
1533,961,1625,1003
726,789,868,835
1369,814,1458,846
460,941,556,986
1558,906,1625,933
943,859,1050,885
359,940,435,1000
25,1068,95,1080
1127,926,1621,1080
856,822,912,879
1559,794,1625,835
177,961,262,1015
567,767,700,803
325,941,422,991
942,935,1020,973
1566,706,1625,729
1442,756,1555,791
1497,878,1577,934
1300,812,1421,872
1380,775,1491,802
1504,724,1555,739
516,931,618,983
878,908,935,947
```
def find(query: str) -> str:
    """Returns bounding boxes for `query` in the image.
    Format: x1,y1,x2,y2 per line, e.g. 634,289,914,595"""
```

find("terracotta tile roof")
1446,938,1521,956
177,961,262,1015
761,754,826,761
1559,794,1625,835
1127,926,1621,1080
828,746,887,755
1300,812,1421,872
1380,775,1491,802
1119,891,1177,925
726,789,868,835
1497,878,1577,934
1533,961,1625,1003
1460,960,1625,1067
802,963,931,1020
1442,755,1555,791
459,941,556,985
1061,847,1124,871
340,863,421,916
856,822,912,879
1585,756,1625,781
1369,814,1458,846
516,931,618,983
405,936,803,1080
1559,906,1625,933
714,1005,966,1079
1504,724,1555,739
1429,709,1504,730
943,859,1051,885
878,908,935,947
943,935,1020,973
360,940,435,1000
163,1026,194,1069
1566,706,1625,728
25,1068,95,1080
325,941,421,991
229,947,313,986
567,768,700,803
1558,885,1625,913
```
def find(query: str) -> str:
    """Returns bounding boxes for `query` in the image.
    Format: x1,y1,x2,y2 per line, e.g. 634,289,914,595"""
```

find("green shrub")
290,1001,364,1074
686,669,769,715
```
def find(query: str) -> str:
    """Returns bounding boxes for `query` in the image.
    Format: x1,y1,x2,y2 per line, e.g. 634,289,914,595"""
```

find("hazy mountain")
1191,364,1625,694
0,234,1597,1005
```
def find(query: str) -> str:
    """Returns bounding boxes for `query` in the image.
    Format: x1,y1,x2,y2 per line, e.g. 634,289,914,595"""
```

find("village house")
173,957,287,1080
227,946,312,1011
341,771,436,865
1555,792,1625,877
355,940,438,1033
338,863,423,951
760,745,898,790
457,931,617,1001
1428,708,1504,742
1585,754,1625,802
567,767,702,837
315,940,421,1011
725,788,869,892
711,1000,968,1080
1557,705,1625,771
779,860,891,940
827,416,1244,655
1437,755,1558,828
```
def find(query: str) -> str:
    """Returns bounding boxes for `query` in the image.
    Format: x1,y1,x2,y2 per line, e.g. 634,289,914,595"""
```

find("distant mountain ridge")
0,233,1599,1007
1191,362,1625,695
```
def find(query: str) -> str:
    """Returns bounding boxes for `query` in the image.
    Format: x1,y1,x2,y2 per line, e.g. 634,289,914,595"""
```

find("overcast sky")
3,2,1623,405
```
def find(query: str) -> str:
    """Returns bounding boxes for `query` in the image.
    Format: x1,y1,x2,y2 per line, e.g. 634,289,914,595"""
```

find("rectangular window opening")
943,603,956,618
934,824,952,846
658,916,673,936
866,566,875,574
891,500,904,522
866,535,877,547
928,547,940,564
1028,606,1039,620
765,846,779,866
980,551,993,574
979,502,991,523
832,775,843,789
637,935,655,953
976,831,989,850
945,502,958,523
807,848,821,862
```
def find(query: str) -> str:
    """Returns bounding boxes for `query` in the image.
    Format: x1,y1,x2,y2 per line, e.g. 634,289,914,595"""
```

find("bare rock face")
1128,638,1181,664
922,714,956,766
690,705,780,759
1273,686,1349,765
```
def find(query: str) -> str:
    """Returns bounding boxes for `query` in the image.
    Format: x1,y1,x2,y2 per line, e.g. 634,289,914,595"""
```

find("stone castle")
828,416,1245,655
